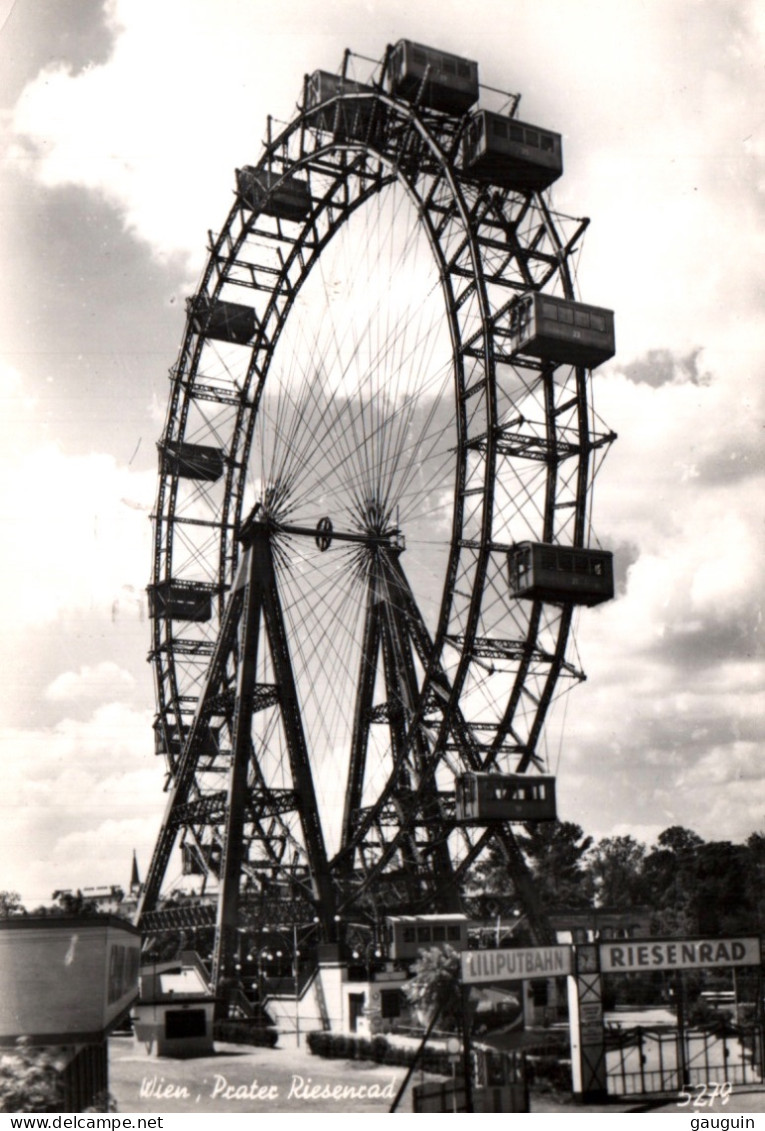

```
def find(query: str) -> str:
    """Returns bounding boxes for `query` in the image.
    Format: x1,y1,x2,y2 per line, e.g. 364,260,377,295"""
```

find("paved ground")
107,1033,624,1115
109,1033,765,1115
641,1090,765,1116
110,1033,421,1114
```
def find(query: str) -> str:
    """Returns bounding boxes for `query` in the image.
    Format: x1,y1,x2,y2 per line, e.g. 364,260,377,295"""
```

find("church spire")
130,849,141,895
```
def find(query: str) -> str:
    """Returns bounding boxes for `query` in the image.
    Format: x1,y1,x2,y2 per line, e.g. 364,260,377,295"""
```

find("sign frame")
461,944,572,984
599,935,761,974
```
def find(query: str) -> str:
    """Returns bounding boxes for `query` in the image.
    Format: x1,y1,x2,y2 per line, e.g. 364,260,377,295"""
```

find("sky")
0,0,762,906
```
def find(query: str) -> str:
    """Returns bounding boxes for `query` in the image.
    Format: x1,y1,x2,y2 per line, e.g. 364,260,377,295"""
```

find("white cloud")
7,0,335,266
44,661,135,702
7,0,762,327
549,357,764,842
682,742,764,789
10,816,164,910
0,371,155,629
601,824,668,850
0,703,165,905
585,359,764,702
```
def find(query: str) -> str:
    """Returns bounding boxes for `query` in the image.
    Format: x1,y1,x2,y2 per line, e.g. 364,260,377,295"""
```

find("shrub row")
305,1031,574,1093
306,1030,451,1074
214,1019,279,1048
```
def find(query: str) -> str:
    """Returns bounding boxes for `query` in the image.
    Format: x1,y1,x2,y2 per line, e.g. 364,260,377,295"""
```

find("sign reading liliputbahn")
599,936,761,973
461,945,572,984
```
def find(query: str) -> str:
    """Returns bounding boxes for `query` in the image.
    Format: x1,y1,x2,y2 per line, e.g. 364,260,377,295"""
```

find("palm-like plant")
404,945,465,1032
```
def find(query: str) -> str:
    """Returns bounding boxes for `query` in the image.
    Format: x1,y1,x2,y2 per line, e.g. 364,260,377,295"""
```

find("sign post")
460,983,474,1113
567,944,607,1102
462,945,607,1102
462,936,763,1105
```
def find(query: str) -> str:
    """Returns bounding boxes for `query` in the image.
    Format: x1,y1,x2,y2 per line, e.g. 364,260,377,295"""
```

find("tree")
642,826,705,936
0,892,24,917
654,826,704,857
51,890,100,917
588,835,648,907
642,827,701,931
404,945,464,1032
692,841,754,936
515,821,595,910
745,831,765,933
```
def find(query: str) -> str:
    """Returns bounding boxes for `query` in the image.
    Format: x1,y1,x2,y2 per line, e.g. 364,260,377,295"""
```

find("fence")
605,1021,764,1096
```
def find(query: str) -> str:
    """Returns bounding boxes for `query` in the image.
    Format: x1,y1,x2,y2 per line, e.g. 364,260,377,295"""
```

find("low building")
549,907,652,944
0,915,140,1111
132,953,216,1058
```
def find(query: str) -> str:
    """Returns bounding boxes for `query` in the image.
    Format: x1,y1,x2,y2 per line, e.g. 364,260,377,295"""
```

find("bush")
687,1000,718,1027
371,1035,389,1061
307,1030,331,1056
0,1043,64,1113
526,1054,572,1094
305,1030,451,1074
320,1033,342,1058
213,1020,278,1048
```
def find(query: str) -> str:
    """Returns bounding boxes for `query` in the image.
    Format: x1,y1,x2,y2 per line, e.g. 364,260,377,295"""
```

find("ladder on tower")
313,964,331,1031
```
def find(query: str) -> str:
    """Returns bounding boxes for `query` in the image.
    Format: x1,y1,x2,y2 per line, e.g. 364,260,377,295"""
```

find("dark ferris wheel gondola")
137,40,615,982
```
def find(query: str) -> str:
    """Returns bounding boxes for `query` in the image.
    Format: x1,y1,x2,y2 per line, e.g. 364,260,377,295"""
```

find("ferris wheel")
137,41,615,981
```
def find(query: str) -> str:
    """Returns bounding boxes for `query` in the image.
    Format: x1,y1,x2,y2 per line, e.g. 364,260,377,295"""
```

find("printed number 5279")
677,1082,732,1107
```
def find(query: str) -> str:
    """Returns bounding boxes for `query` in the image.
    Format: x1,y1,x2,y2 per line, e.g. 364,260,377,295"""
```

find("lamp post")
294,924,300,1047
351,942,382,982
350,938,382,1036
245,950,258,1001
446,1037,461,1113
257,948,272,1003
293,916,320,1046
